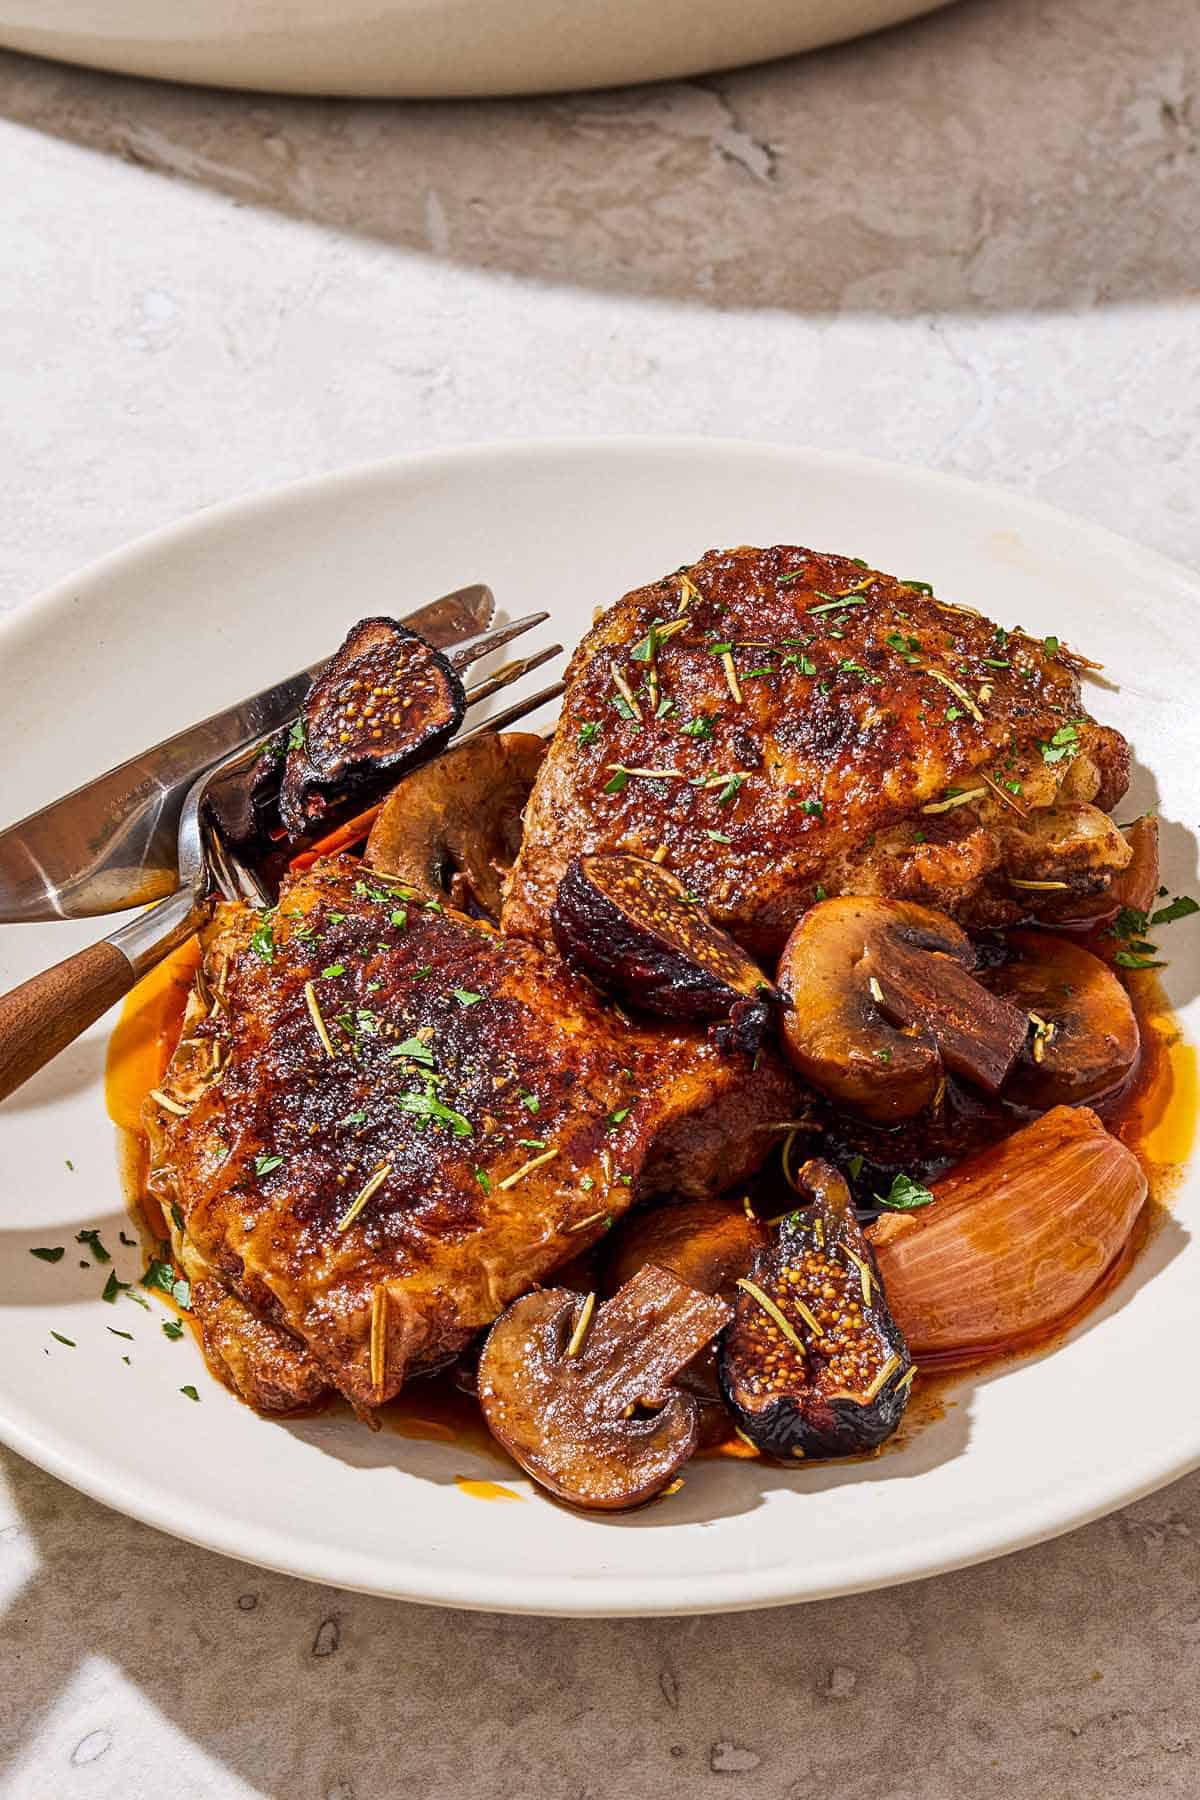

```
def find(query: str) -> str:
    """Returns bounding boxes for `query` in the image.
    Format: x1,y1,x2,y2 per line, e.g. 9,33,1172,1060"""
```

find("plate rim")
2,433,1198,1616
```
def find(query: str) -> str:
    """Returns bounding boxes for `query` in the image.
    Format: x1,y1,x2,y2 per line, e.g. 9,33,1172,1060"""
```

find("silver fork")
0,623,564,1104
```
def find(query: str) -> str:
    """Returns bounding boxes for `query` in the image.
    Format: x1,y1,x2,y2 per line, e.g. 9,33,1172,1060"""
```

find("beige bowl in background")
0,0,957,97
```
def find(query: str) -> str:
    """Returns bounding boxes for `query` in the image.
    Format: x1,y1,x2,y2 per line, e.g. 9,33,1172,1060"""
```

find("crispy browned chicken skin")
503,545,1131,959
146,856,797,1413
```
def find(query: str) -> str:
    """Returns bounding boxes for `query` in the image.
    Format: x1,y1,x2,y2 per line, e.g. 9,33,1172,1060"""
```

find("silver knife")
0,582,494,924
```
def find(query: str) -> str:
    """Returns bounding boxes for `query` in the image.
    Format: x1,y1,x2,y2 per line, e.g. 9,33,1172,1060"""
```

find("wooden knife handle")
0,941,134,1103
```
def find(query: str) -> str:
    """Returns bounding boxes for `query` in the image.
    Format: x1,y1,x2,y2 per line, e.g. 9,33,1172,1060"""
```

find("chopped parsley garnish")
1039,723,1080,764
707,640,734,657
1152,895,1199,926
453,989,483,1007
656,697,676,719
608,1107,631,1128
798,798,823,817
1043,636,1059,657
875,1173,935,1211
1114,949,1166,971
578,720,601,747
75,1229,110,1264
517,1137,548,1150
716,773,746,806
808,594,865,615
50,1331,75,1347
707,829,732,843
580,1174,595,1191
107,1327,134,1341
142,1257,192,1310
475,1167,491,1193
119,1231,137,1247
902,579,934,594
390,1036,436,1066
1109,906,1149,942
604,768,630,794
681,716,713,739
846,1153,865,1182
287,718,305,750
982,657,1010,668
519,1090,540,1114
815,884,828,900
396,1091,473,1137
30,1247,64,1264
162,1319,185,1341
338,1108,367,1126
101,1271,130,1303
254,1153,284,1177
321,963,346,979
180,1385,200,1401
64,1158,74,1172
610,693,636,721
778,568,807,584
249,913,276,964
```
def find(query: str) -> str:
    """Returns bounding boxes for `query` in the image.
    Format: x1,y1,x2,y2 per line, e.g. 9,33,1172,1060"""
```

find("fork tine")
451,611,551,673
464,643,563,709
457,678,565,743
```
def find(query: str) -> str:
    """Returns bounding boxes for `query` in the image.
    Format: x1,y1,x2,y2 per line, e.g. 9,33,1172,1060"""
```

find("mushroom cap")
986,930,1140,1107
365,730,545,919
478,1265,731,1511
777,896,1025,1124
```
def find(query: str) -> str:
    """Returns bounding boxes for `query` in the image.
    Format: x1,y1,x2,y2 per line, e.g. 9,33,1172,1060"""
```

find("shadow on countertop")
3,1426,1200,1796
0,0,1195,317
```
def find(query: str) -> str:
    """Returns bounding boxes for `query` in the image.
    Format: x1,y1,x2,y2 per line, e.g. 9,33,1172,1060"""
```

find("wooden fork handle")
0,941,134,1103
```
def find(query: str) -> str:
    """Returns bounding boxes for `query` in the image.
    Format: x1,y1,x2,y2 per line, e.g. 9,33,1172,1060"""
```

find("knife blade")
0,582,494,923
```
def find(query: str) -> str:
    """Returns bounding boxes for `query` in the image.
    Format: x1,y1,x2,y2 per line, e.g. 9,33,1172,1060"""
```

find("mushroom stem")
863,938,1028,1095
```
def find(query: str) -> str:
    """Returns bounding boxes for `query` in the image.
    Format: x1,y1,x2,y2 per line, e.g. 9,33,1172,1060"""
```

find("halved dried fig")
478,1263,731,1511
777,898,1028,1124
551,853,776,1040
720,1159,913,1460
279,618,466,839
364,731,545,919
984,930,1140,1108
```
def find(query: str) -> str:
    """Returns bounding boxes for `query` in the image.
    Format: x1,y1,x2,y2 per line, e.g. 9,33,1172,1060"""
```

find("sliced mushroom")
364,731,545,919
604,1197,768,1301
777,898,1028,1124
280,618,466,840
720,1159,914,1460
477,1263,731,1510
603,1198,768,1437
551,854,776,1045
984,930,1140,1107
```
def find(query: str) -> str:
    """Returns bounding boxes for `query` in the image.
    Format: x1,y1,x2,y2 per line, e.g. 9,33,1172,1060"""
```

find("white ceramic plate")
0,439,1196,1616
0,0,955,98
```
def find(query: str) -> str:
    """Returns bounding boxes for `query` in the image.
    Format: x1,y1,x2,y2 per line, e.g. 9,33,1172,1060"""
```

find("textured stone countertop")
2,1,1199,1794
